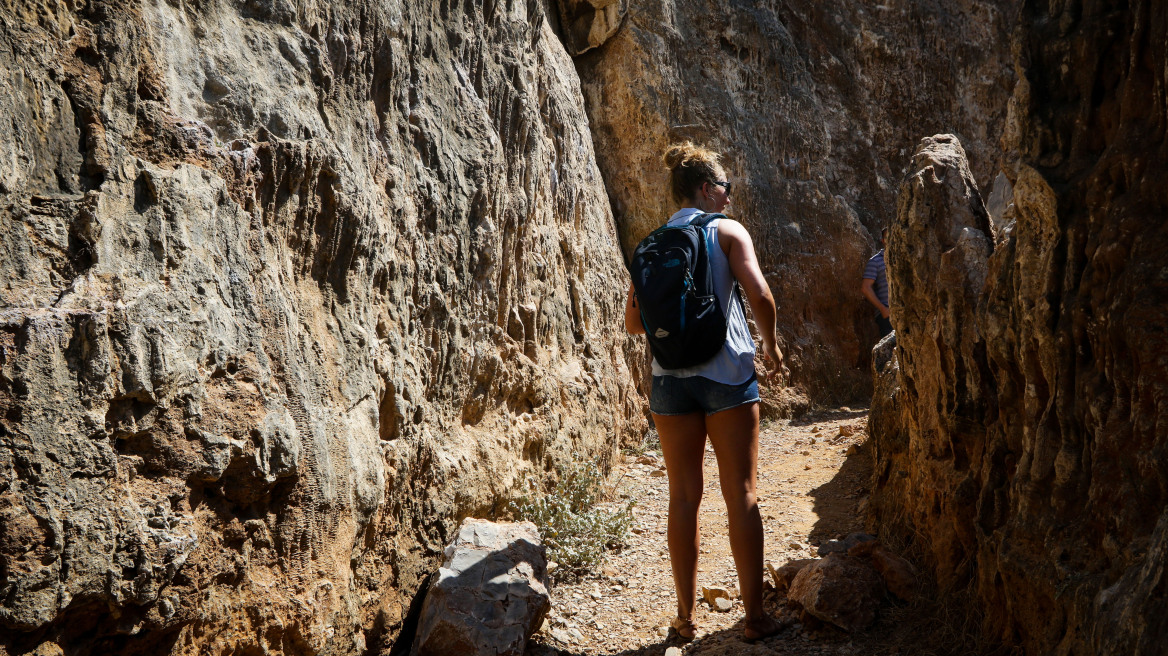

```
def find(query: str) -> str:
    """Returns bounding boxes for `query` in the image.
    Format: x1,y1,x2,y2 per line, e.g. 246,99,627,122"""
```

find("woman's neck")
686,197,718,213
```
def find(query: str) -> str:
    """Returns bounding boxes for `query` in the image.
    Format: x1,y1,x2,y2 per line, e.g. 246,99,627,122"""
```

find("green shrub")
510,460,634,579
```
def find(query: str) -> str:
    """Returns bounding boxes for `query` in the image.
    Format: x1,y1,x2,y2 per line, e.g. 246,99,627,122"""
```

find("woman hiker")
624,141,788,642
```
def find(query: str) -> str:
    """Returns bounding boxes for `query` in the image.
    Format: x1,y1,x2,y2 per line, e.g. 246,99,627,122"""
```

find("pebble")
650,469,667,477
666,648,683,656
714,596,733,612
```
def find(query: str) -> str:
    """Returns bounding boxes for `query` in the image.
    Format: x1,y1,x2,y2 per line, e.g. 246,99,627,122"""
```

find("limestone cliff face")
569,0,1014,406
869,1,1168,652
0,1,644,653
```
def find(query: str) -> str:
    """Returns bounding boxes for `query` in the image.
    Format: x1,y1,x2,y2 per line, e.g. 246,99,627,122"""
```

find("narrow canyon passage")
526,408,941,656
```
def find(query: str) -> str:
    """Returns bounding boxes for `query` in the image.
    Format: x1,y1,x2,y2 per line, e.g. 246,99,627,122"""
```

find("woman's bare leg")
705,401,781,637
653,411,707,627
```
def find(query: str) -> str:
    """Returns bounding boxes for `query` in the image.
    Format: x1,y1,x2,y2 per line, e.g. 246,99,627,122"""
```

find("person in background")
861,228,892,338
623,142,787,643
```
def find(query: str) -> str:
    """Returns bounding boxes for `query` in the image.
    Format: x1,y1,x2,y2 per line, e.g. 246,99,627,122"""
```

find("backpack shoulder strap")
689,212,727,228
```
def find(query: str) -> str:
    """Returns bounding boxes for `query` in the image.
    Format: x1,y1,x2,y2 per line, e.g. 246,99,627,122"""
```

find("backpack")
629,212,730,369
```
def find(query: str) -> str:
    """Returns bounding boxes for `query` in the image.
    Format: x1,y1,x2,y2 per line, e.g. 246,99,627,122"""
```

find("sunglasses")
709,180,732,194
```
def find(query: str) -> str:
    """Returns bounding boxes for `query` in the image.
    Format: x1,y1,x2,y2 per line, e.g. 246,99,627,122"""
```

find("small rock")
804,464,812,470
838,424,855,437
550,628,570,643
801,450,811,456
701,585,732,606
666,648,683,656
548,561,559,573
713,597,733,612
846,444,860,456
636,455,658,465
650,469,667,477
811,426,820,433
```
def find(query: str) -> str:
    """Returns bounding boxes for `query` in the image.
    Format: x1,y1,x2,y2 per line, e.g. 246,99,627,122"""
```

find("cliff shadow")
806,431,874,547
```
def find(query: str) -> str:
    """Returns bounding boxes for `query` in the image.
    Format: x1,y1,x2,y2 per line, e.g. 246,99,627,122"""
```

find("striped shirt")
863,249,889,307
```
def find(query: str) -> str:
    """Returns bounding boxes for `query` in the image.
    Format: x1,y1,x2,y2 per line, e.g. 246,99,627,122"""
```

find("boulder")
787,553,884,633
410,519,551,656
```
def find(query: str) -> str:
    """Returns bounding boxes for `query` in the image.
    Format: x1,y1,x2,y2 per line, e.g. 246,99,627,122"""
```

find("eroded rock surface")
869,3,1168,652
0,1,643,653
573,0,1015,407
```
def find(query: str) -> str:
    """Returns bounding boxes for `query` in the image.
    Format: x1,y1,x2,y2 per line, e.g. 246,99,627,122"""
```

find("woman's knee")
669,494,703,518
720,487,758,514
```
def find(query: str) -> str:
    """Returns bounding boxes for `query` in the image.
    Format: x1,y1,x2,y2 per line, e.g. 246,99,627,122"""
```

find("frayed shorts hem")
649,373,759,417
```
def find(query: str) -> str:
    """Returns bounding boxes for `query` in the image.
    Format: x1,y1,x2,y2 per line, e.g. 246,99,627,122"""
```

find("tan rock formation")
0,0,643,653
572,0,1015,407
868,2,1168,651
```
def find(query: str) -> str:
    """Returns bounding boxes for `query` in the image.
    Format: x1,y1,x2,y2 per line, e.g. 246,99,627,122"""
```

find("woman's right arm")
624,282,646,335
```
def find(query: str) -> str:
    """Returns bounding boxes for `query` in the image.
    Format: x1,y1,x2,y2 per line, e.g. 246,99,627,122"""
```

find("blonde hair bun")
663,141,724,203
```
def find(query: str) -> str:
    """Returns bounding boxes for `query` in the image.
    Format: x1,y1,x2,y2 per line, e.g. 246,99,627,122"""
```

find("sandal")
742,614,787,643
671,615,698,642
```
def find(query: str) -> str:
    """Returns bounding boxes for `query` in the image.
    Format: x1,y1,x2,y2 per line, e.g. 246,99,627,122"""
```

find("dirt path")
527,407,879,656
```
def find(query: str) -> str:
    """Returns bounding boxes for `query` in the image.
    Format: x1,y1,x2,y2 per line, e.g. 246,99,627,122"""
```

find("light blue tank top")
650,208,757,384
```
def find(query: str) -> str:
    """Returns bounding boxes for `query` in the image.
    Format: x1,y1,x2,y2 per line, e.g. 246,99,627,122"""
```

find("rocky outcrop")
0,1,643,654
554,0,625,56
868,2,1168,652
570,0,1015,406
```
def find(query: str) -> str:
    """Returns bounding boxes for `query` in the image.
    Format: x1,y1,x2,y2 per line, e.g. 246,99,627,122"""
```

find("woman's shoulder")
713,216,748,240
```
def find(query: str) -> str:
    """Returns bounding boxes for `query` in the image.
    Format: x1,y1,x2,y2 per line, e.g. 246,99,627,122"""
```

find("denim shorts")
649,374,759,416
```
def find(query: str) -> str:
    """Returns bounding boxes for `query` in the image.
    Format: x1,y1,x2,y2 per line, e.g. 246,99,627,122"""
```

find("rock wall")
869,1,1168,652
0,1,645,654
569,0,1015,405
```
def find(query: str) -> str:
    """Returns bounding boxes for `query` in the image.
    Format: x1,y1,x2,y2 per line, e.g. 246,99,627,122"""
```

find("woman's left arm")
624,282,646,335
718,219,787,383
